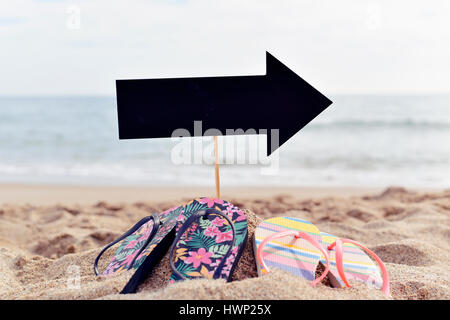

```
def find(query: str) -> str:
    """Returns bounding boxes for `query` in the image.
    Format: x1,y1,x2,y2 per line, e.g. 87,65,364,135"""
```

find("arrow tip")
264,51,333,157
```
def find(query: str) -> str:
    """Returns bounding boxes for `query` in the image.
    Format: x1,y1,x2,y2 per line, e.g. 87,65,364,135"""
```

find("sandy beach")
0,184,449,300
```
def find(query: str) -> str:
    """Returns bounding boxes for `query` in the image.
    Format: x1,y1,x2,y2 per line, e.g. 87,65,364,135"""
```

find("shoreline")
0,183,401,205
0,183,445,206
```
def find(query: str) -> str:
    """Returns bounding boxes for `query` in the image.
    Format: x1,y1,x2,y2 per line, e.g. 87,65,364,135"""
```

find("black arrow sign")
116,51,332,156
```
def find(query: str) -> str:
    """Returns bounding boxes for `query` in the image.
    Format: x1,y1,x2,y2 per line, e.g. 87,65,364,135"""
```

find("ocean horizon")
0,94,449,188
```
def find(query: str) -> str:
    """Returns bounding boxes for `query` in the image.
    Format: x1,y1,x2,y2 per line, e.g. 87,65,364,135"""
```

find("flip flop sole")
320,232,383,289
253,217,323,281
169,197,248,282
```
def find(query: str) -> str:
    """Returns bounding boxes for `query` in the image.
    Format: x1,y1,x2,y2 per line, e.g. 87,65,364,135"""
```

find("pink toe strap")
257,230,331,287
328,239,390,297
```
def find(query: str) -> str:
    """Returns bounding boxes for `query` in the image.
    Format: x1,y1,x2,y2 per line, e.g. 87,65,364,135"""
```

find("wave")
310,118,450,129
0,159,449,188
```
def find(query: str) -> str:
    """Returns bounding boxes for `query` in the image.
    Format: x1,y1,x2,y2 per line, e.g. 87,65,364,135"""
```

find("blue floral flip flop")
94,205,182,293
168,197,248,282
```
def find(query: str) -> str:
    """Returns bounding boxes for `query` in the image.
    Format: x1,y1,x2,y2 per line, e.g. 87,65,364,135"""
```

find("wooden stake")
214,136,221,199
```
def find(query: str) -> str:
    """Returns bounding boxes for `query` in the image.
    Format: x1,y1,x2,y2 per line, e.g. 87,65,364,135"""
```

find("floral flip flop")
168,197,248,282
94,205,182,293
253,217,330,286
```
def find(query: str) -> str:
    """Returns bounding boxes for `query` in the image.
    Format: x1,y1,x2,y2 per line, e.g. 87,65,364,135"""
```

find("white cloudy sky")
0,0,449,95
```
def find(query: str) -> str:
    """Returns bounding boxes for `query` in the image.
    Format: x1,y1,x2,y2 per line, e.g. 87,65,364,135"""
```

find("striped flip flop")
320,232,390,296
254,216,390,297
253,217,330,286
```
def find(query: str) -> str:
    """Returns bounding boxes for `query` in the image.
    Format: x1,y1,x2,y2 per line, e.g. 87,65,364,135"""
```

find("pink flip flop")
320,232,390,297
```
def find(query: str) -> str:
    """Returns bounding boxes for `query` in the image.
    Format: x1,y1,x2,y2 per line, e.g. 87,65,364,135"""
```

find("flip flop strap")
127,212,161,271
328,238,390,297
94,213,161,276
169,208,236,281
256,230,331,287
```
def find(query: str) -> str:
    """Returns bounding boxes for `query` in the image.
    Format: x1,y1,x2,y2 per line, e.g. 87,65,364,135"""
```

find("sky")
0,0,449,95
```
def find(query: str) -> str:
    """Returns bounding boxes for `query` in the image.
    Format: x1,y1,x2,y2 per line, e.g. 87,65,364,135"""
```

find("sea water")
0,95,449,187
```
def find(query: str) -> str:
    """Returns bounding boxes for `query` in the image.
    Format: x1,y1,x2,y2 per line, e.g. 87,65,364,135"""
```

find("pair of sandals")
95,198,389,297
94,197,248,293
253,217,390,297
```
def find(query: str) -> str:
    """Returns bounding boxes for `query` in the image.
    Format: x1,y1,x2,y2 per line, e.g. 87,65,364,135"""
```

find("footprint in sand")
346,209,376,222
89,230,120,245
31,234,77,259
371,240,438,267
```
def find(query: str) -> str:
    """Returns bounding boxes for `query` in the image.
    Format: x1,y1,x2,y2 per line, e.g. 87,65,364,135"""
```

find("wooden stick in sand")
214,136,221,199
